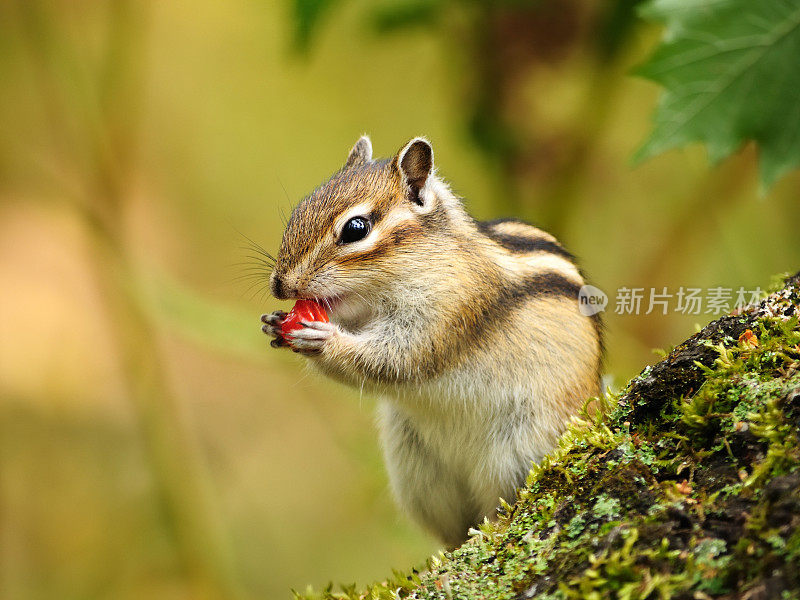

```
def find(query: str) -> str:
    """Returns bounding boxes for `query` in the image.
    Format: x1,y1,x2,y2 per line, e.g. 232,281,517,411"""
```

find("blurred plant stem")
88,222,243,600
15,2,242,597
458,2,627,235
532,66,618,235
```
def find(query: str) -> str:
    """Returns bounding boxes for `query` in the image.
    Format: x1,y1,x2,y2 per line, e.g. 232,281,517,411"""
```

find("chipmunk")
261,135,602,547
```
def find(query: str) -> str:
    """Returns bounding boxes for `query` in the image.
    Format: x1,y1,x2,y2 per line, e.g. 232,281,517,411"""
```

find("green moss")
294,273,800,600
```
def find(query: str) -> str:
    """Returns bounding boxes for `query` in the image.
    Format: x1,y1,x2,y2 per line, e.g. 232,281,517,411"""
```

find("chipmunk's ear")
394,137,433,206
345,135,372,167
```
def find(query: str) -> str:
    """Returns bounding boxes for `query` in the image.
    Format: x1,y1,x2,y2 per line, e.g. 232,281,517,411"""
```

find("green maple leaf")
635,0,800,190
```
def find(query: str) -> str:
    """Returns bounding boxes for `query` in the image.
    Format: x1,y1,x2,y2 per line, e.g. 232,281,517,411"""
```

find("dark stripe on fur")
460,271,602,377
477,219,575,261
399,272,590,382
502,272,604,344
501,271,581,303
509,273,604,357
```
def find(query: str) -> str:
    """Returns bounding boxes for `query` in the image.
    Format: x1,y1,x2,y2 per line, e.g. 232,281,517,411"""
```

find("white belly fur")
376,362,567,546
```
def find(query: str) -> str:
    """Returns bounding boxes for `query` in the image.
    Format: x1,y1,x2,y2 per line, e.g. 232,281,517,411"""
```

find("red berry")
280,299,329,335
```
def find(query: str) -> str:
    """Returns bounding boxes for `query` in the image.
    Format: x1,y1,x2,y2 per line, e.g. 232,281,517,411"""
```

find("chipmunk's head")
271,135,465,324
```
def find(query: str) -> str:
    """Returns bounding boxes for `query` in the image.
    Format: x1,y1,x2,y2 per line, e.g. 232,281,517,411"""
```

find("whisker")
228,272,270,284
240,247,276,261
277,177,292,226
238,245,277,263
232,268,272,276
245,248,278,265
230,275,270,286
243,281,270,300
235,267,273,278
242,255,276,268
235,230,278,263
241,235,276,257
234,261,273,270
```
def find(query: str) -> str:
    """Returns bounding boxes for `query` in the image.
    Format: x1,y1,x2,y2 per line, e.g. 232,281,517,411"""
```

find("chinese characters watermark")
578,286,764,316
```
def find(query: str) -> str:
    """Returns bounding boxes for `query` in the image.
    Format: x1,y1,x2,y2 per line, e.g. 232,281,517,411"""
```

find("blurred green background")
1,1,798,599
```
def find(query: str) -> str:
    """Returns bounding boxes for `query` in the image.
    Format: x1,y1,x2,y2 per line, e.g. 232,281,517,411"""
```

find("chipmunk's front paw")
261,311,290,348
284,320,338,355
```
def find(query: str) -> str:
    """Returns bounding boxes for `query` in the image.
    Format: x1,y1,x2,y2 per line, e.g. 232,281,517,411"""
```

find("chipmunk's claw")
261,310,289,348
261,311,287,325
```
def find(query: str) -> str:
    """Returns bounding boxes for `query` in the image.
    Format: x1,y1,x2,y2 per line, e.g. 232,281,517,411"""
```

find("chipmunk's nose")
270,273,289,300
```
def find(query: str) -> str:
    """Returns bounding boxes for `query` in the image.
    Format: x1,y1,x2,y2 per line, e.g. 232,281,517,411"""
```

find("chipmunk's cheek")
327,294,374,329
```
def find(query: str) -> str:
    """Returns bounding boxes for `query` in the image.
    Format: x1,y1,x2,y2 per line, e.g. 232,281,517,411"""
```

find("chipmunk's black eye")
340,216,371,244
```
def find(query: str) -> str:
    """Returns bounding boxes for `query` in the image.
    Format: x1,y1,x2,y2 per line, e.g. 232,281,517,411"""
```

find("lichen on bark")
297,272,800,600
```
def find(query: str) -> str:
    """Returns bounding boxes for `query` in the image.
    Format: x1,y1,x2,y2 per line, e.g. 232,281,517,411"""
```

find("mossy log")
300,272,800,600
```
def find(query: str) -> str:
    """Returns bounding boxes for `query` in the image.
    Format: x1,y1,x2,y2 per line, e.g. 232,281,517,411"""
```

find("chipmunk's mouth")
310,296,341,316
293,293,342,319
